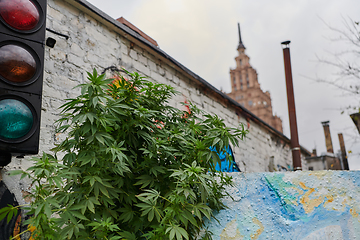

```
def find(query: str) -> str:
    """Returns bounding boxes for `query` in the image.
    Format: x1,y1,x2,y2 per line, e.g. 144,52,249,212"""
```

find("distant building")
306,151,342,171
227,24,283,133
305,121,346,170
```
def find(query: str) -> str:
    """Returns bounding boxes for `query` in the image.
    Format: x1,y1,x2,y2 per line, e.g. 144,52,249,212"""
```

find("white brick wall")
3,0,308,175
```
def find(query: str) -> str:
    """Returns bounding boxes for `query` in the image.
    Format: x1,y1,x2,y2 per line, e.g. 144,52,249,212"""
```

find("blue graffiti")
209,145,240,172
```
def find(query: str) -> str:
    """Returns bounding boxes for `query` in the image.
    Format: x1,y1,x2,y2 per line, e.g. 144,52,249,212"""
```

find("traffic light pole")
0,152,11,167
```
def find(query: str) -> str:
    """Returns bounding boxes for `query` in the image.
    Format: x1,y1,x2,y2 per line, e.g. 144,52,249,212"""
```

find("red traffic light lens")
0,44,36,83
0,0,40,31
0,99,34,140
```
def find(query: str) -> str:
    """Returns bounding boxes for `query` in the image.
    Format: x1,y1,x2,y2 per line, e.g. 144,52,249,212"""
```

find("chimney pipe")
321,121,334,153
338,133,349,170
281,41,302,171
311,149,317,157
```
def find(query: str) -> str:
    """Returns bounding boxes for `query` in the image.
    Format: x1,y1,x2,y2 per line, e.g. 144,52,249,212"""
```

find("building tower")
227,23,283,133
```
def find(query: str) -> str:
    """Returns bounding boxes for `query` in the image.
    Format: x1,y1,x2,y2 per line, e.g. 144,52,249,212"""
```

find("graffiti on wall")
205,171,360,239
210,146,240,172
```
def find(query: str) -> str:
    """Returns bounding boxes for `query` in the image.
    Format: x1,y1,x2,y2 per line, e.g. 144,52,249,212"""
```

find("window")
246,74,249,88
309,166,314,171
248,100,253,106
235,95,244,100
236,95,243,100
240,59,242,66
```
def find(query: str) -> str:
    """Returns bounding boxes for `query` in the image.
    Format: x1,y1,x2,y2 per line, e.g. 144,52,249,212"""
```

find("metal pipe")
338,133,349,170
281,41,302,171
321,121,334,153
46,28,69,40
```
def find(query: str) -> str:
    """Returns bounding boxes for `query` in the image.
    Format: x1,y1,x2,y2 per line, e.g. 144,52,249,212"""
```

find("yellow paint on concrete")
324,195,334,207
250,217,264,239
350,208,359,218
299,181,308,190
290,186,304,195
299,181,324,214
308,171,329,179
220,219,244,240
289,187,303,206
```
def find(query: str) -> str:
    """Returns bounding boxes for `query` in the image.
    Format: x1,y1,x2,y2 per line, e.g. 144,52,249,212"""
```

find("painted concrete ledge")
205,171,360,240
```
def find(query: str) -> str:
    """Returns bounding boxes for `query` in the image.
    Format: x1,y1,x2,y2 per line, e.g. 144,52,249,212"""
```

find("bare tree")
314,18,360,165
316,18,360,105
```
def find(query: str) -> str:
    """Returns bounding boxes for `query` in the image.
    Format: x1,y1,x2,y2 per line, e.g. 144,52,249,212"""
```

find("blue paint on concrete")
205,171,360,239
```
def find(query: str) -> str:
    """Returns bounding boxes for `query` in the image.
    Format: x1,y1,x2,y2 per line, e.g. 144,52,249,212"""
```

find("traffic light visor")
0,0,40,31
0,98,34,140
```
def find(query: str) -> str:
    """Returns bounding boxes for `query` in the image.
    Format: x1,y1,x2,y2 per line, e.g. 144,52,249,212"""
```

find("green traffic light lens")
0,99,33,139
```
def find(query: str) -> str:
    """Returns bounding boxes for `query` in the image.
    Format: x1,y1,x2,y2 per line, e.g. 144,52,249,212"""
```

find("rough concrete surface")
205,171,360,239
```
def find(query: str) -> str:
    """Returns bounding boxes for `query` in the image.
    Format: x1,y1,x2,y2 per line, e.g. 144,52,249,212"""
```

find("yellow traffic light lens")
0,44,36,83
0,0,40,31
0,99,33,139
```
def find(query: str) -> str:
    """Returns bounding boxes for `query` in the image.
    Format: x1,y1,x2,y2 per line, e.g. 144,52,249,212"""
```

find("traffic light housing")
0,0,47,163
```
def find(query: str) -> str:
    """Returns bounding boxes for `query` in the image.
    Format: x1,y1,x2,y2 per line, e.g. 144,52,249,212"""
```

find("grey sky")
87,0,360,169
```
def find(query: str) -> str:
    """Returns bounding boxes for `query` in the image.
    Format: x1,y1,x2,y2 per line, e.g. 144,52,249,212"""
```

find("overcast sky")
86,0,360,169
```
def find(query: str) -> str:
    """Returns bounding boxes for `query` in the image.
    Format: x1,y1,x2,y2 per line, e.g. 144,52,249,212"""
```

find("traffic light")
0,0,47,165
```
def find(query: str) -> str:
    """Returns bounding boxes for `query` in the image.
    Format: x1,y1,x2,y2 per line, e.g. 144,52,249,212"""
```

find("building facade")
306,151,342,171
227,24,283,133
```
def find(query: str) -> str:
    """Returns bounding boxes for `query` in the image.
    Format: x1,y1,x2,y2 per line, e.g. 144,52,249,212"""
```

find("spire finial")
237,23,246,50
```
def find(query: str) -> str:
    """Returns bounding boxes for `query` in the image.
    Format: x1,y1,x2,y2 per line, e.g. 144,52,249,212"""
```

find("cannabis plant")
2,70,247,240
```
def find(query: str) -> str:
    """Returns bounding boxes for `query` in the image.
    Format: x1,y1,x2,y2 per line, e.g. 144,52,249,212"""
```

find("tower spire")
237,23,246,50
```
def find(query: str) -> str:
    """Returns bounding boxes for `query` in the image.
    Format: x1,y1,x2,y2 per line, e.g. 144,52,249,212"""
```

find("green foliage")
0,204,18,224
1,69,247,239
